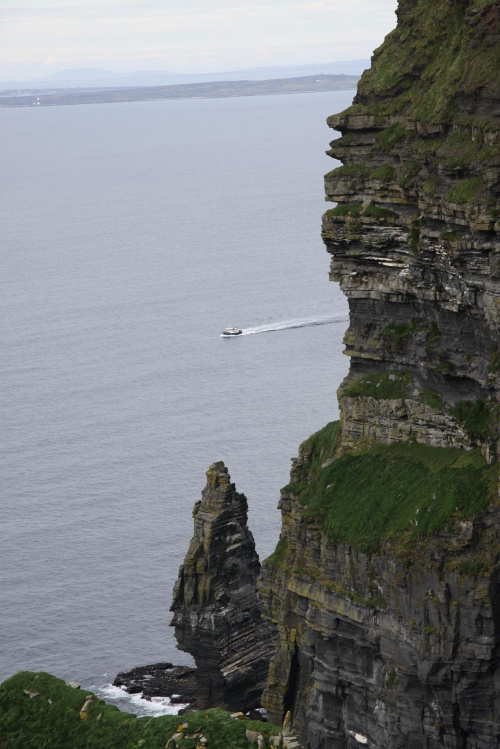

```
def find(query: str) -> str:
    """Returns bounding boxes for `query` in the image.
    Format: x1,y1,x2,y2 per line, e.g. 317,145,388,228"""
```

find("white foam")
94,683,188,717
220,314,349,337
348,730,369,745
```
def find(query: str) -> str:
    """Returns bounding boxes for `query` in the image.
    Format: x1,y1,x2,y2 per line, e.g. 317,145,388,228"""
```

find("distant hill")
0,60,370,90
0,74,361,108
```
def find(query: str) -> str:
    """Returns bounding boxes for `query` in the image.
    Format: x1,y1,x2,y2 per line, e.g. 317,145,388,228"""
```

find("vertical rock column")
170,461,276,712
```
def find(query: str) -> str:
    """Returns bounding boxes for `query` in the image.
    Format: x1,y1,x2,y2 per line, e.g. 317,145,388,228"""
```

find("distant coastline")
0,74,359,108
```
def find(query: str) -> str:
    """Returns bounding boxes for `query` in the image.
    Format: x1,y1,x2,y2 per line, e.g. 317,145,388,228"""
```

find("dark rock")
170,461,276,712
113,663,197,708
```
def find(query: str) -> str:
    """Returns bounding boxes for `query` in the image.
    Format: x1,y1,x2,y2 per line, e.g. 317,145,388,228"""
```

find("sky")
1,0,399,80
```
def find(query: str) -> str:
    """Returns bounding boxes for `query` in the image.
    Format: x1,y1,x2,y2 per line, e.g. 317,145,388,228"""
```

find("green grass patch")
288,423,497,555
452,399,500,441
0,672,280,749
436,356,456,375
439,230,462,242
363,205,399,220
422,179,437,196
488,345,500,375
348,592,387,609
325,203,363,217
371,165,395,180
409,223,420,253
459,558,489,577
286,421,343,489
264,536,289,567
383,318,422,347
374,123,408,151
426,322,442,349
447,177,484,204
421,389,443,410
398,161,420,189
343,371,412,400
325,163,368,180
384,669,399,689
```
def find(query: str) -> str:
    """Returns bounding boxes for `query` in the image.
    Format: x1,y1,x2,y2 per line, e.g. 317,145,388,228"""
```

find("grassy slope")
0,672,280,749
350,0,500,124
282,422,498,555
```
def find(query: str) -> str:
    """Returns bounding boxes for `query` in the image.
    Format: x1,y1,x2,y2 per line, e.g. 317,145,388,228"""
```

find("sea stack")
170,461,276,712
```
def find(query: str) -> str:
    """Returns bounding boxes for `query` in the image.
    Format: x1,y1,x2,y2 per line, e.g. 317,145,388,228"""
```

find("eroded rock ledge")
170,462,276,712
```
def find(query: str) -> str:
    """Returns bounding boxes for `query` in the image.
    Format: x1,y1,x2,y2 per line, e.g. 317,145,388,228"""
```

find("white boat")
221,326,242,336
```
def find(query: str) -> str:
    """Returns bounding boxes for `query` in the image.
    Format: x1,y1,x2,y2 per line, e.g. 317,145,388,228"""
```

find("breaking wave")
93,683,188,717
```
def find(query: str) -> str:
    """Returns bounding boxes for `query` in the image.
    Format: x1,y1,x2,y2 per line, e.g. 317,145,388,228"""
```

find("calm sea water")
1,91,352,711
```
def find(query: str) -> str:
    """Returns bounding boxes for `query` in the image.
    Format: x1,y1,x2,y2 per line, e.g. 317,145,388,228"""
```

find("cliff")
170,462,276,712
259,0,500,747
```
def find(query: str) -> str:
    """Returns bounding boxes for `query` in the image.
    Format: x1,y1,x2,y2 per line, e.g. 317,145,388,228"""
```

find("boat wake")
229,314,349,336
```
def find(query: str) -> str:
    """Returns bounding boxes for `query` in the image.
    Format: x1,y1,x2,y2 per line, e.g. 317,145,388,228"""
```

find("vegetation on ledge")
264,536,288,567
286,421,498,555
447,177,484,204
325,203,363,217
325,203,399,221
452,399,500,441
0,672,280,749
343,371,412,399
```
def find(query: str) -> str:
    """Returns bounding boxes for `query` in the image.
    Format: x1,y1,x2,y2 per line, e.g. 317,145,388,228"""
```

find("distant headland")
0,74,359,108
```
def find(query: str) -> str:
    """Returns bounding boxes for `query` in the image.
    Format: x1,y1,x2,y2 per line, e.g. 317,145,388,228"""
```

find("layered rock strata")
259,0,500,747
170,462,276,712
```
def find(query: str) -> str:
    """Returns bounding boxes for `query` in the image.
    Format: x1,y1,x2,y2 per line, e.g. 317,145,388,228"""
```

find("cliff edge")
259,1,500,747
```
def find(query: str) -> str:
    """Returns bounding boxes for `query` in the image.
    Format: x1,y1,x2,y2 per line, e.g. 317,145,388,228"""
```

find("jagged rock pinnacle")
170,462,276,711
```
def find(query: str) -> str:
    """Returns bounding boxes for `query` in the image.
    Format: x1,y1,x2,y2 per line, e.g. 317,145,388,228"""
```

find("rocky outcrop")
170,462,276,712
113,663,197,708
259,1,500,747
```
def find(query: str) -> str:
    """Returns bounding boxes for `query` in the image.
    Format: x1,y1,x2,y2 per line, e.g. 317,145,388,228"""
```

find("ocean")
1,90,352,712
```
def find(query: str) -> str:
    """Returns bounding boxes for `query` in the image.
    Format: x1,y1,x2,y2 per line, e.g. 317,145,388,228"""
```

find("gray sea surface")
1,90,351,712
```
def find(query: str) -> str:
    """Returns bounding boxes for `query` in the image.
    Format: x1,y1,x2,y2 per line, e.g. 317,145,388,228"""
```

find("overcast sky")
1,0,399,80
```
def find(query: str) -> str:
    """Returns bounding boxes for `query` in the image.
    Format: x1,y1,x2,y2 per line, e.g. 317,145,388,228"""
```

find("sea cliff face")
259,1,500,746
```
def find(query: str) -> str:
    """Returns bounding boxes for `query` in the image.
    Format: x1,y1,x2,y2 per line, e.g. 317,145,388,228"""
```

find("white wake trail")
240,314,348,336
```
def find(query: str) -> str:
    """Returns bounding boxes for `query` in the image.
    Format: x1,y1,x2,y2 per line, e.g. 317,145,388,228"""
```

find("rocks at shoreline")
113,662,197,708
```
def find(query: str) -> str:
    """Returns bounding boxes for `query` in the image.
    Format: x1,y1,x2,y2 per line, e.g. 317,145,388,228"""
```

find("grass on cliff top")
286,421,497,555
0,672,280,749
343,0,500,123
